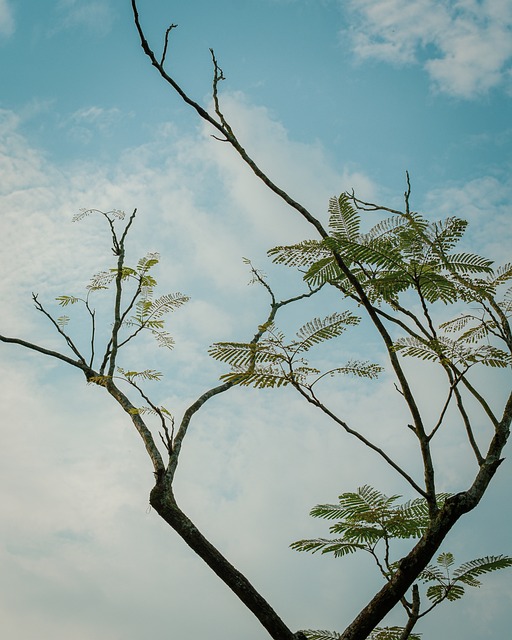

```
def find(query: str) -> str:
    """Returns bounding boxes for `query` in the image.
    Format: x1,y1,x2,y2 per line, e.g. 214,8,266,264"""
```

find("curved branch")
0,334,92,377
294,383,427,498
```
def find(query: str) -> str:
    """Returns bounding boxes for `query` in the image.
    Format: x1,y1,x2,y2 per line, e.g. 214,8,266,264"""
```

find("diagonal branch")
293,383,427,498
32,294,88,365
0,334,92,377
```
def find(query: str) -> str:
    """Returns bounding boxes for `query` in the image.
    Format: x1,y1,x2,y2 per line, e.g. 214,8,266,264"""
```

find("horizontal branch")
0,334,92,377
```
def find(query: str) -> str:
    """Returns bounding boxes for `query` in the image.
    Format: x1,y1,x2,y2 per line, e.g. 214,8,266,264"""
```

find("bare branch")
32,294,87,365
0,334,92,377
160,23,178,67
293,383,428,498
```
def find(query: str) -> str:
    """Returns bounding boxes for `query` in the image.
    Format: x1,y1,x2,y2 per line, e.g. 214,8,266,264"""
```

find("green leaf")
303,256,342,287
324,360,383,379
209,341,284,369
220,366,290,389
117,368,163,381
370,627,421,640
365,214,413,242
136,252,160,274
294,312,359,353
301,630,342,640
268,239,328,268
87,375,111,386
290,538,365,557
57,315,70,327
153,330,175,349
88,269,117,290
328,194,360,241
426,583,465,603
443,252,493,274
453,555,512,586
145,292,190,319
486,262,512,291
55,295,81,307
437,552,455,570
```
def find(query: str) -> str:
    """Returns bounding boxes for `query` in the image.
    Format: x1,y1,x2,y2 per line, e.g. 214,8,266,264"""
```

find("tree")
1,2,511,639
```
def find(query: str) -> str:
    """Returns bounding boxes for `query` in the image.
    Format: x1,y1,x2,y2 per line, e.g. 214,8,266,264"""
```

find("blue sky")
1,1,511,639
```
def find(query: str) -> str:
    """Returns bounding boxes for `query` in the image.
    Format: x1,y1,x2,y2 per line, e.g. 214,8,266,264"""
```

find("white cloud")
0,0,14,37
52,0,114,37
346,0,512,98
424,174,512,262
1,97,510,639
63,106,129,143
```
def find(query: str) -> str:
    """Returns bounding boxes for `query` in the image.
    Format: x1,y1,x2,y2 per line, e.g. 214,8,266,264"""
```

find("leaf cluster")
270,195,495,308
393,336,512,369
209,313,382,389
291,486,446,558
302,625,421,640
419,552,512,604
294,486,511,640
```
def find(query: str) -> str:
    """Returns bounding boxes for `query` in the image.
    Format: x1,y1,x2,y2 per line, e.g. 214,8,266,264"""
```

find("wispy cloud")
0,0,14,37
345,0,512,98
64,106,128,143
52,0,114,37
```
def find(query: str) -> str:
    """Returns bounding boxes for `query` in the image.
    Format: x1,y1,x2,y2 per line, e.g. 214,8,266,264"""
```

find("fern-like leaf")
328,194,360,241
426,583,465,603
370,627,421,640
302,630,342,640
117,367,163,381
146,292,189,318
56,295,81,306
290,538,365,556
136,252,160,274
88,269,117,290
304,256,343,287
153,330,175,349
324,360,383,379
443,252,493,274
220,366,290,389
453,555,512,586
294,312,359,353
209,342,284,369
268,240,328,268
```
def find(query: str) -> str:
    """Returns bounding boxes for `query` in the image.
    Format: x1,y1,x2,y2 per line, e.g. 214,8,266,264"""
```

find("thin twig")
161,23,178,67
32,294,87,365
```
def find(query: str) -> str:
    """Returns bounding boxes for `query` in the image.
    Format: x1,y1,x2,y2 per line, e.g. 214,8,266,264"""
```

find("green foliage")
301,625,421,640
267,193,512,382
87,375,111,386
294,486,511,639
291,486,448,559
128,405,172,418
295,313,359,353
302,630,342,640
117,367,163,382
209,312,381,390
393,336,512,369
56,295,81,306
420,553,512,604
370,628,421,640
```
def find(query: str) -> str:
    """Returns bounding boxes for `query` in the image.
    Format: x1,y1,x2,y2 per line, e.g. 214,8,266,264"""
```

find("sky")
0,1,511,639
